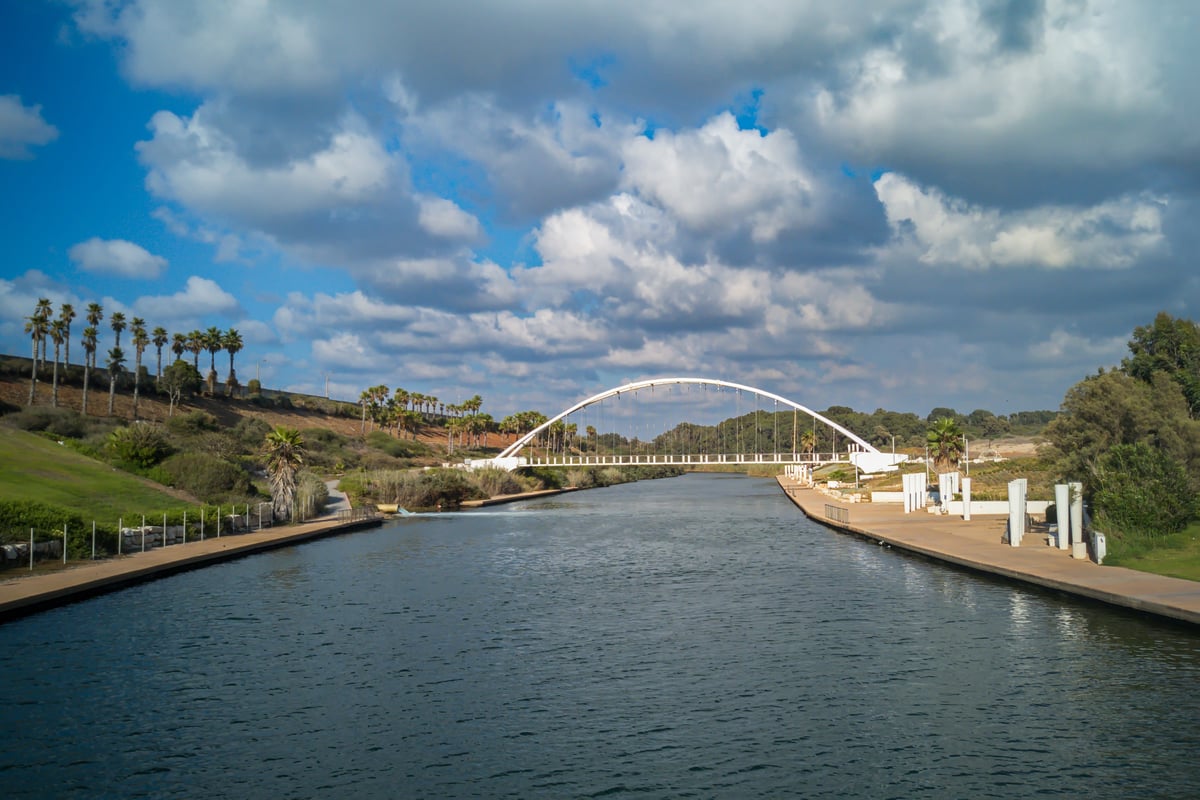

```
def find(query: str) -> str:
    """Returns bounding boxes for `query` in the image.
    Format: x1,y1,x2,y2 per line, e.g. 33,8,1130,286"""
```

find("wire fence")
1,502,302,572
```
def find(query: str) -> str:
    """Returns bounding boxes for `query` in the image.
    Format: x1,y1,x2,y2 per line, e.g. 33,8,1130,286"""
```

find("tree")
1091,443,1197,539
110,311,126,349
34,297,53,371
186,329,203,371
203,326,223,393
264,426,306,522
800,430,817,459
926,407,958,424
106,346,125,417
23,311,47,406
48,318,66,408
160,358,201,417
152,326,169,385
171,332,187,362
58,303,76,367
223,328,243,392
926,417,964,472
81,325,98,415
130,318,149,418
1124,312,1200,417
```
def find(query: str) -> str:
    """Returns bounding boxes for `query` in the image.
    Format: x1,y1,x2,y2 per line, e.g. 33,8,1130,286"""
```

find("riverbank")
777,475,1200,626
0,511,382,623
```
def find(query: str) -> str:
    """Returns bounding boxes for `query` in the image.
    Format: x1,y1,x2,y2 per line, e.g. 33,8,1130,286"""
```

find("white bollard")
1055,484,1071,549
962,477,972,521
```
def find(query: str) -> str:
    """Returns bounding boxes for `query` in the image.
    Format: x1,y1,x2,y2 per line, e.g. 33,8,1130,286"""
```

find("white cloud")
874,173,1166,269
131,276,238,320
1026,329,1128,366
138,108,393,221
417,196,482,239
68,237,168,278
621,112,817,241
0,95,59,159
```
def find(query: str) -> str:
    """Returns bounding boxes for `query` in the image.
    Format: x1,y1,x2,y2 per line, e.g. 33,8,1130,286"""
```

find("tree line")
21,297,246,417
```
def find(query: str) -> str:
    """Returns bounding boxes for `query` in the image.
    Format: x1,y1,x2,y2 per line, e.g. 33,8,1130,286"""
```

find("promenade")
0,512,382,623
778,476,1200,626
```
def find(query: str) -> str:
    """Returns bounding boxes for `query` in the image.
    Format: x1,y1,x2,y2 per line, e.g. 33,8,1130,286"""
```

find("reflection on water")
0,473,1196,799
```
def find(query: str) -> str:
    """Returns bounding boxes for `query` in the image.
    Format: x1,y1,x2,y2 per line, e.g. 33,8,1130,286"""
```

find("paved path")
0,513,380,623
778,476,1200,626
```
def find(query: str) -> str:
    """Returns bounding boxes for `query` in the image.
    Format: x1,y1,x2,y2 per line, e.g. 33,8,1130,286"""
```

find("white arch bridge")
467,377,907,473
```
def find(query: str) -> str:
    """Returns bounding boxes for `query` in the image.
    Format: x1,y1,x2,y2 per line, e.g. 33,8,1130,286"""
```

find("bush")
473,467,526,497
4,406,89,438
246,378,262,396
0,499,110,558
365,431,429,459
159,452,255,503
232,417,272,448
107,424,173,469
295,470,330,521
166,410,219,435
340,468,485,510
1092,443,1197,539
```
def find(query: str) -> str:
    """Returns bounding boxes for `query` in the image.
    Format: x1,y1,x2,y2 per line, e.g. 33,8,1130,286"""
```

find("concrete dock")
777,476,1200,626
0,512,382,623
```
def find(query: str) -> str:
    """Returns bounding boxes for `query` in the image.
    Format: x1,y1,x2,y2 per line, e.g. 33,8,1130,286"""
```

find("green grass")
1104,522,1200,582
0,427,193,527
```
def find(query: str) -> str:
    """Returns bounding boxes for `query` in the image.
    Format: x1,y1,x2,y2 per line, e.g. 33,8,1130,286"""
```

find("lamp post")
257,358,267,382
963,435,970,476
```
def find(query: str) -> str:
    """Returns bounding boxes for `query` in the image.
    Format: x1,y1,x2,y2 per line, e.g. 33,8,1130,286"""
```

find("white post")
1008,479,1027,546
962,477,972,521
1069,482,1086,559
217,506,221,537
142,514,146,552
63,524,67,564
163,513,168,546
245,504,250,530
183,511,187,544
118,517,122,555
201,507,205,541
1054,484,1070,549
92,521,96,560
29,528,33,570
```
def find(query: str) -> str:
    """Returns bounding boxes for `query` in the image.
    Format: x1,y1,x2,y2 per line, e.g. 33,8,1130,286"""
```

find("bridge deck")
518,453,849,468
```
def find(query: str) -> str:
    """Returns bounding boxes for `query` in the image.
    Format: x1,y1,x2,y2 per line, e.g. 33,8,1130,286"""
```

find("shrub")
107,424,173,469
365,431,428,459
166,410,220,435
4,406,89,438
159,452,254,503
1091,443,1197,540
246,378,262,396
473,467,526,497
295,470,330,521
232,417,272,448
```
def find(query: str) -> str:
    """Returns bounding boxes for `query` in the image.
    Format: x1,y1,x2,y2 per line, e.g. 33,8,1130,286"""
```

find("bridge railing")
517,452,851,468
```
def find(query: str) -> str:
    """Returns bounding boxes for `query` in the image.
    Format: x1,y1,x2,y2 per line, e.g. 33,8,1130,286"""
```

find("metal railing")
824,504,850,524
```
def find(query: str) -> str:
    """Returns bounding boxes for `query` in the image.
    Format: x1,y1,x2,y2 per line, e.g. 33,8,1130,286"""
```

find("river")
1,473,1197,798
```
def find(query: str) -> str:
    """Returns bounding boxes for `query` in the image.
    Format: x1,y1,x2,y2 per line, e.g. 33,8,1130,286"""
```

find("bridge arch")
495,377,880,461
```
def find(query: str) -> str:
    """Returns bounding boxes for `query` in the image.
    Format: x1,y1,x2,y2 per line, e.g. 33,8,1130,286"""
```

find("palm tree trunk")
82,363,90,415
51,345,60,408
108,373,116,417
28,338,37,406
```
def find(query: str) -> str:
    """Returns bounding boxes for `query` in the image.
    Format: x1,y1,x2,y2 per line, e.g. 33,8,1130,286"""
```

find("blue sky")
2,0,1198,423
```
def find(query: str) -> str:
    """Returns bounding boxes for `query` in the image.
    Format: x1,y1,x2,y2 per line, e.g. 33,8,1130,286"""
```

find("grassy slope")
1104,522,1200,582
1,428,193,526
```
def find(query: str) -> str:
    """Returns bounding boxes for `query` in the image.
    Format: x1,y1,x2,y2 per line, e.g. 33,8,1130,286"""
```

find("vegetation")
1044,312,1200,577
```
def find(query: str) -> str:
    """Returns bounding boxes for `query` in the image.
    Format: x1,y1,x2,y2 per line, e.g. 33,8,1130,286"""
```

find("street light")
257,358,268,382
963,435,970,476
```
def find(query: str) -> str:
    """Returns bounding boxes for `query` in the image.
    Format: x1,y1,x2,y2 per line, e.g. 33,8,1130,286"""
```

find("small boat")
375,503,399,514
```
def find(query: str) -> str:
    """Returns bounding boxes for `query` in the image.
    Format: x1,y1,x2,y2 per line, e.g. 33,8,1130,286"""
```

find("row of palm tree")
357,385,491,444
23,298,244,417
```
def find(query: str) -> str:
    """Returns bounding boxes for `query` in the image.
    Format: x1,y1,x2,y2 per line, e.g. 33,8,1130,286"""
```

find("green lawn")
1104,524,1200,582
0,427,193,526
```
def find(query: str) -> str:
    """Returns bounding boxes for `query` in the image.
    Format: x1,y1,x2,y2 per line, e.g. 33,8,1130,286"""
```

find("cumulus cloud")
0,95,58,159
68,237,168,278
621,112,817,241
417,196,482,240
130,276,239,320
874,172,1166,269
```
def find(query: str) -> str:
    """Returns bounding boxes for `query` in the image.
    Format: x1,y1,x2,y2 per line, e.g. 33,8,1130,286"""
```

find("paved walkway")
777,476,1200,626
0,512,381,623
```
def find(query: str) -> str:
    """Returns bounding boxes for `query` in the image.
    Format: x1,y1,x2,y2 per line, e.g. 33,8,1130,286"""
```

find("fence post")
201,507,205,541
92,521,96,560
118,517,122,555
141,514,146,552
245,504,250,531
163,513,168,546
63,524,67,565
217,505,221,538
183,511,187,544
29,528,33,571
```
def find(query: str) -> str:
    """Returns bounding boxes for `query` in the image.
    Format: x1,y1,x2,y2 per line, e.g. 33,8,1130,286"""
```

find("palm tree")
171,332,187,362
130,318,148,418
48,318,66,407
109,311,126,349
23,311,48,405
202,326,222,393
264,426,306,522
81,326,98,415
106,346,125,417
223,328,243,392
800,430,817,460
34,297,53,372
186,330,203,371
927,417,965,473
84,302,103,374
58,303,76,367
152,326,169,385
